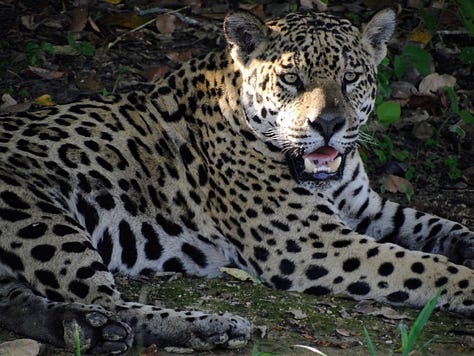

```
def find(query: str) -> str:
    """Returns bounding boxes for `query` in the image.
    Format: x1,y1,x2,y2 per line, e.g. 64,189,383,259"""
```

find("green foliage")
67,32,96,57
459,47,474,65
364,290,441,356
457,0,474,36
24,41,55,66
402,44,433,76
251,344,281,356
446,86,474,126
74,324,81,356
444,156,462,179
376,101,401,125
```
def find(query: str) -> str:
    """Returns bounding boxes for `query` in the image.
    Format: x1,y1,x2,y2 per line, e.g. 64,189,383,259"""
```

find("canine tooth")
304,158,315,173
327,156,342,173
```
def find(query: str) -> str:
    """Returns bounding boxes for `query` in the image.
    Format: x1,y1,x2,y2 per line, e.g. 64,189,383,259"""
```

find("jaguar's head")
224,9,395,183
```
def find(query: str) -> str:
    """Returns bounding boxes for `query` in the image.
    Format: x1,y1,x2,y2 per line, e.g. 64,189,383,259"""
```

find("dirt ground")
0,0,473,355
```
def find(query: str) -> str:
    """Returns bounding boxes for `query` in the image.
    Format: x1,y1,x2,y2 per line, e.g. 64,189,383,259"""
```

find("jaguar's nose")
308,111,345,143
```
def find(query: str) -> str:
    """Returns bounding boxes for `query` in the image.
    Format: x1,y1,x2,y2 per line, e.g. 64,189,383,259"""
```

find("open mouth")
287,146,345,182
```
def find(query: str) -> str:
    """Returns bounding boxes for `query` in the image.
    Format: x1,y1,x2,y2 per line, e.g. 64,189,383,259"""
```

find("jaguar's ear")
361,8,396,65
224,10,268,66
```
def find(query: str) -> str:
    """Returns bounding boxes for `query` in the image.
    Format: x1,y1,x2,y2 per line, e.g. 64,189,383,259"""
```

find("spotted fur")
0,9,473,354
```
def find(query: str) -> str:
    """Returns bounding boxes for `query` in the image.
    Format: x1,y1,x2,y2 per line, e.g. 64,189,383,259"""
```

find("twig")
134,6,199,26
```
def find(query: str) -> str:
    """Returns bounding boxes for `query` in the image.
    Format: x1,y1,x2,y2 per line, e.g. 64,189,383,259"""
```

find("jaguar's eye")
343,72,360,84
280,73,303,88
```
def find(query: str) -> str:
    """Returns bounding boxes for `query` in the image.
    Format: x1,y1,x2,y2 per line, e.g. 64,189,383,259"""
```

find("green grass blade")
403,290,441,353
363,326,377,356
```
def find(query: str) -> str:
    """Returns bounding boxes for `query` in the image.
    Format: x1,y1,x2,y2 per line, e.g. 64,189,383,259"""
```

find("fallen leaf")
463,166,474,186
34,94,55,106
300,0,328,11
0,339,42,356
390,81,416,99
408,28,432,46
20,15,39,30
141,65,172,82
419,73,456,95
88,16,102,33
354,301,408,320
412,121,434,140
255,325,268,338
166,49,200,63
155,14,178,34
28,66,65,80
384,175,414,195
288,309,307,320
336,328,351,337
104,13,153,29
70,7,88,32
219,267,260,283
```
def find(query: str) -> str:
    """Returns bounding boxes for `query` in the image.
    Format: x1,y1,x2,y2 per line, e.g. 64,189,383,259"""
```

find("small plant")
74,323,81,356
444,156,462,180
364,290,441,355
67,32,96,57
24,41,55,66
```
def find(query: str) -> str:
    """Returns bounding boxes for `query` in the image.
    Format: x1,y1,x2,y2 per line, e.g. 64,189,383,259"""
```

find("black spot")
179,144,195,166
69,280,89,299
76,195,99,234
163,257,185,273
0,208,31,222
304,286,331,295
45,289,65,302
458,280,469,289
447,266,458,274
435,277,448,287
332,240,352,248
17,223,48,239
95,193,115,210
0,191,30,209
62,242,87,253
378,262,394,276
367,247,379,258
254,246,269,261
52,224,78,236
31,244,56,262
286,240,301,253
156,213,183,236
0,247,24,271
387,291,409,302
182,243,207,268
35,269,59,288
279,259,295,275
141,222,163,260
121,194,138,216
97,229,113,266
305,265,329,280
119,220,138,268
37,202,63,214
404,278,422,290
342,258,360,272
321,223,339,232
76,266,95,279
271,275,292,290
411,262,424,274
347,281,371,295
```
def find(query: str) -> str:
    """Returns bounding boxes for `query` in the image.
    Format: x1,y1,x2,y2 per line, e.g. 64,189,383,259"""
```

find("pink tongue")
303,146,339,164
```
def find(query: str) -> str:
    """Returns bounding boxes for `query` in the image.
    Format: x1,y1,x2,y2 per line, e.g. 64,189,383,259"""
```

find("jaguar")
0,8,473,354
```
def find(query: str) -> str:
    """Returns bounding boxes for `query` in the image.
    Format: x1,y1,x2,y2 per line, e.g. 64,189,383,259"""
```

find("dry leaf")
104,13,153,29
88,16,101,33
0,339,42,356
412,121,434,140
70,7,88,32
385,175,414,194
155,14,177,34
28,66,65,80
141,65,171,82
419,73,456,95
21,15,39,30
300,0,328,11
288,309,307,320
408,28,432,46
336,328,351,337
34,94,55,106
166,49,200,63
219,267,260,283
